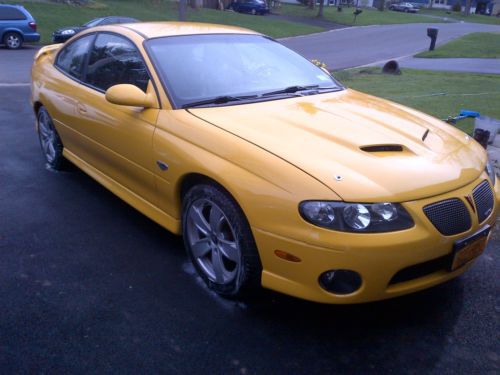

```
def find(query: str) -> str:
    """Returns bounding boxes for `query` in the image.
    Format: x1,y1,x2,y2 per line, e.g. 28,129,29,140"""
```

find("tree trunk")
317,0,325,16
309,0,315,10
179,0,187,20
428,0,433,9
464,0,472,15
377,0,384,11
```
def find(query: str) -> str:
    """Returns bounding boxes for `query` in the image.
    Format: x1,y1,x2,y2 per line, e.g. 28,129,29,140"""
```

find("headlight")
486,160,496,184
61,29,76,35
299,201,414,233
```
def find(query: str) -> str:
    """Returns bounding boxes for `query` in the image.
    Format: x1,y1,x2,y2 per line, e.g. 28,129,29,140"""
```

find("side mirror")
105,84,154,108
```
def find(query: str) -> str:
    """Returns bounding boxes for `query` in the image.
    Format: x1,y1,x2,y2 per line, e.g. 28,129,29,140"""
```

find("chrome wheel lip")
38,111,57,163
186,198,241,284
6,34,21,49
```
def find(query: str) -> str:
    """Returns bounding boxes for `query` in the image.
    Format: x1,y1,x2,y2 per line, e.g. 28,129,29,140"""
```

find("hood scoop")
360,144,404,153
360,144,415,157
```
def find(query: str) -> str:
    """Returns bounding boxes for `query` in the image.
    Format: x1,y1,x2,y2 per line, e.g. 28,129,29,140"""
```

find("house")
412,0,497,14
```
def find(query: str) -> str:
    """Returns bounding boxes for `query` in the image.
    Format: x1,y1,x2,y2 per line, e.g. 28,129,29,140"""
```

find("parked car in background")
0,4,40,49
228,0,270,15
388,2,419,12
52,16,139,43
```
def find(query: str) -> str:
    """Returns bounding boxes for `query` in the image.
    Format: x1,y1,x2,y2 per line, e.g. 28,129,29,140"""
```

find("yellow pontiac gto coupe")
31,22,499,303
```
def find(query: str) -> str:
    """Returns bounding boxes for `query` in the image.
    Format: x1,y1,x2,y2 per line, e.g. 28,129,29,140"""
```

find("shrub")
451,3,461,12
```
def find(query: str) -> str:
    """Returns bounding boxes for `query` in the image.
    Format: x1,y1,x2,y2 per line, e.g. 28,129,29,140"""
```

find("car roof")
0,4,25,8
120,21,259,39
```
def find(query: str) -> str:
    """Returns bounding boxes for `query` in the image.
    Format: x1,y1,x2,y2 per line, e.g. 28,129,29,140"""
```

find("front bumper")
254,176,498,303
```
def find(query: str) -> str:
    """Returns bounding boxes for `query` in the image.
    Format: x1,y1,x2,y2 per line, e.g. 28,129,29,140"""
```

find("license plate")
450,225,490,271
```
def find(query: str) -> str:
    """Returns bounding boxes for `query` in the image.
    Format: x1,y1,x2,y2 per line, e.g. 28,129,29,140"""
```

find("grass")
278,4,446,26
16,0,323,44
419,8,500,25
334,67,500,134
416,32,500,58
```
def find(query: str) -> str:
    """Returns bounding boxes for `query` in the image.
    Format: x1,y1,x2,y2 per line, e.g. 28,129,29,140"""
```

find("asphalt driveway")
0,45,499,374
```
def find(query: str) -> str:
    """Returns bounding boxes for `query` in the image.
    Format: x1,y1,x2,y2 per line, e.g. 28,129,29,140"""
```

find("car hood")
188,89,486,202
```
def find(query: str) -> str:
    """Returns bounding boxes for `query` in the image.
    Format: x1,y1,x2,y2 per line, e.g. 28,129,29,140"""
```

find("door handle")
77,103,87,114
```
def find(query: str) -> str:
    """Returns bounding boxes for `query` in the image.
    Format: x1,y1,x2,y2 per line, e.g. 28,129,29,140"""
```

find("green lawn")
18,0,323,44
416,32,500,58
278,4,446,26
334,68,500,134
420,8,500,25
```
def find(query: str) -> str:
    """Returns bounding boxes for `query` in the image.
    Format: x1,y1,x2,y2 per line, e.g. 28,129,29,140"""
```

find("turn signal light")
274,250,301,262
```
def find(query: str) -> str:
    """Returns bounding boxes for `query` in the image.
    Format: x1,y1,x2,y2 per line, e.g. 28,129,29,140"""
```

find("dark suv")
0,4,40,49
229,0,270,15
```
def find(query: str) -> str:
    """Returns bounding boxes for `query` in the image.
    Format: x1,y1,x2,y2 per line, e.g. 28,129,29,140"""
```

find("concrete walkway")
396,57,500,74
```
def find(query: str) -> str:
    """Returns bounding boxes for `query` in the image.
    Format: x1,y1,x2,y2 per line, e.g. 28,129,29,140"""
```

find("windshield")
147,34,343,108
83,18,104,27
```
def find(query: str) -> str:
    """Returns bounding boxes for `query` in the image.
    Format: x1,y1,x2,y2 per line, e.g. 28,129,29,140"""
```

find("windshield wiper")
182,95,258,108
261,85,320,97
260,85,341,97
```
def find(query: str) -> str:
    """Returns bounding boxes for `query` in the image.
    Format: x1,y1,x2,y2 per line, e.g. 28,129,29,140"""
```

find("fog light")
319,269,362,295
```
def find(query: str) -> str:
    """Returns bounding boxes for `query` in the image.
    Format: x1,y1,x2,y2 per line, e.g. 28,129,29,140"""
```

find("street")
281,22,500,69
0,32,499,373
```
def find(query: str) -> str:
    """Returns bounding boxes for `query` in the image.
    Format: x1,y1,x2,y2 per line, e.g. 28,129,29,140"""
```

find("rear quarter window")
56,35,94,81
0,7,27,21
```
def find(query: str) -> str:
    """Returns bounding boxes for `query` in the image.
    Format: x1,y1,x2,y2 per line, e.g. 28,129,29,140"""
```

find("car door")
59,32,160,206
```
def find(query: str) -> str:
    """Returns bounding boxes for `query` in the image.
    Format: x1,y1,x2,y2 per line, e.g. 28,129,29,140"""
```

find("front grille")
389,254,449,285
423,198,471,236
473,180,494,223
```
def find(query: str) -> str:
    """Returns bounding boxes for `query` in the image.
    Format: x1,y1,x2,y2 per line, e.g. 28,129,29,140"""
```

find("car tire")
37,107,66,170
404,8,409,12
3,32,23,50
182,182,262,297
251,8,257,15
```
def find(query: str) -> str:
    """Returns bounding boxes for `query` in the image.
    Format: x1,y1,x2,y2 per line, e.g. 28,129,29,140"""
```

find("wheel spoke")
190,205,211,235
191,238,211,259
41,137,50,153
218,239,239,263
209,205,224,236
211,248,225,283
48,141,56,159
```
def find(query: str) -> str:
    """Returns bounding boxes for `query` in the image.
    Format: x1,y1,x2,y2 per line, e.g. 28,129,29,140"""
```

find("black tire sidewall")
37,107,65,170
182,183,262,296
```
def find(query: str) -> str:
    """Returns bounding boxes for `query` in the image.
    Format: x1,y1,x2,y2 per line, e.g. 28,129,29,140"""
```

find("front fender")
152,109,340,237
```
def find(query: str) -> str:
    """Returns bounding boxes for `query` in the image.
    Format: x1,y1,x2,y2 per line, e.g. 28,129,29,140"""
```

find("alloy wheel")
38,110,58,164
6,34,21,49
186,198,241,284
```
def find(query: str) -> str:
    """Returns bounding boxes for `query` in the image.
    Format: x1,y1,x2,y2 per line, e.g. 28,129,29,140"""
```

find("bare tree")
317,0,325,17
179,0,187,20
464,0,472,15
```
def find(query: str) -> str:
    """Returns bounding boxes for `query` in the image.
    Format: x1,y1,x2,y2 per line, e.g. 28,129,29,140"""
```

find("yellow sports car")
31,22,499,303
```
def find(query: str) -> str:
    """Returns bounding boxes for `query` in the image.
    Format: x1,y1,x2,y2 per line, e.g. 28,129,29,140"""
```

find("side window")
99,17,117,25
56,35,94,81
0,7,27,20
86,33,149,92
